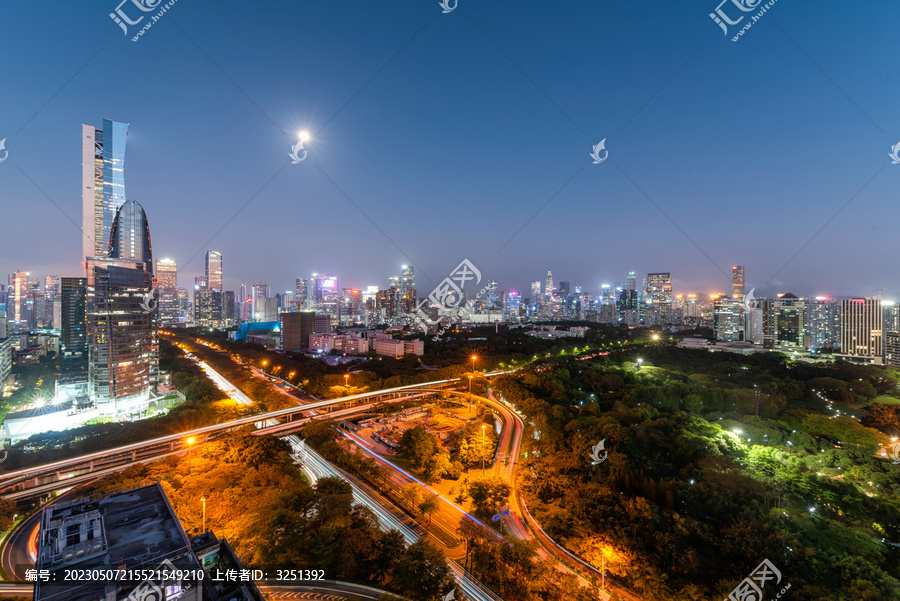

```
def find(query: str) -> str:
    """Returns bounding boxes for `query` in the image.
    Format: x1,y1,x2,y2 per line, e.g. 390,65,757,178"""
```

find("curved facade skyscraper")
108,200,152,272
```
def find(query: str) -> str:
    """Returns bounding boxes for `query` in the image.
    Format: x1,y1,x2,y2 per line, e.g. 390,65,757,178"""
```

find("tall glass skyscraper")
82,119,128,264
205,250,222,291
108,200,152,272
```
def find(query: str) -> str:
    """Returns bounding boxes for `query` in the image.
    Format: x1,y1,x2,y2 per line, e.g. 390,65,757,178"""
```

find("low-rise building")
34,482,263,601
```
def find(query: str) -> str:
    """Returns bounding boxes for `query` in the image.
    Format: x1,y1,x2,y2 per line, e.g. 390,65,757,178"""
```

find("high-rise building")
732,265,745,300
8,272,30,330
280,311,316,351
205,250,222,291
251,284,270,321
86,258,155,416
544,270,554,301
714,297,743,342
399,265,414,310
82,119,128,264
885,331,900,368
772,293,805,352
60,277,87,362
223,290,236,325
840,298,883,363
311,274,340,320
155,258,179,325
295,278,310,310
194,275,207,290
108,200,153,272
625,271,637,291
195,289,223,327
805,297,838,351
530,281,541,312
646,272,673,323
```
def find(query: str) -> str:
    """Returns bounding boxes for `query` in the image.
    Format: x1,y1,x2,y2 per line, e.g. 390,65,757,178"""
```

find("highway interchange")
0,340,639,600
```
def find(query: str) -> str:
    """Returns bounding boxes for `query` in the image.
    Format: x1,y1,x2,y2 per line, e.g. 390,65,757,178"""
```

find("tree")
401,483,422,513
467,476,510,517
395,539,453,600
424,448,451,482
418,492,440,527
398,426,439,468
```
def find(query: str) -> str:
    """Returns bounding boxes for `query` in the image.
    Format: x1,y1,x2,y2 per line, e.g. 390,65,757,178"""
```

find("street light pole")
200,496,207,534
481,424,487,477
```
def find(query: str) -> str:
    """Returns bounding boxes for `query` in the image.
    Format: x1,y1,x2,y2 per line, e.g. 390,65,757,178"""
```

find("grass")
872,395,900,405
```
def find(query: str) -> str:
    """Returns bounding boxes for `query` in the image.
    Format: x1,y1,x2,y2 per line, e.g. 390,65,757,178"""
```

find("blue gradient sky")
1,0,898,300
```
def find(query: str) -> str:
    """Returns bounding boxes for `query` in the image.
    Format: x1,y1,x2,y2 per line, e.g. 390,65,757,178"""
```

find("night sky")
1,0,898,300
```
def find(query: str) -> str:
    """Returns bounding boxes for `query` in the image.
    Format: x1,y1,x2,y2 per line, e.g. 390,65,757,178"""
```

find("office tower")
194,275,207,290
108,200,153,272
194,289,223,327
558,281,570,299
223,290,235,325
205,250,222,291
60,277,88,361
625,271,637,291
8,272,30,329
884,303,899,334
177,288,189,319
82,119,128,263
646,272,673,323
745,307,764,344
530,281,541,310
295,278,310,309
155,258,179,325
311,274,340,320
806,297,838,351
772,294,805,351
251,283,270,321
885,331,900,368
714,297,743,342
280,311,316,351
618,289,639,326
399,265,414,311
86,258,155,416
486,280,499,310
544,270,554,301
840,298,883,362
732,265,745,300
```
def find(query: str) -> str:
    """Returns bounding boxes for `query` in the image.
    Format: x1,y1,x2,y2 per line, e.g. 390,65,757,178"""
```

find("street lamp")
344,373,350,389
636,358,643,371
481,424,488,477
200,496,207,533
471,355,478,372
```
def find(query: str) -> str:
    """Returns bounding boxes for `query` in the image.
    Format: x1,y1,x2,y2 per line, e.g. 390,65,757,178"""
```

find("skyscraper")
108,200,152,272
646,272,673,323
732,265,745,300
772,293,805,352
8,272,30,330
625,271,637,291
544,270,554,301
86,198,157,415
155,258,179,325
82,119,129,264
714,297,743,342
399,265,414,312
840,298,883,362
60,277,87,362
205,251,222,291
86,258,155,416
295,278,310,310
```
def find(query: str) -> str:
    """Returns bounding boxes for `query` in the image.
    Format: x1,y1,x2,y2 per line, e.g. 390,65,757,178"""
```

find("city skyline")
1,2,898,299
